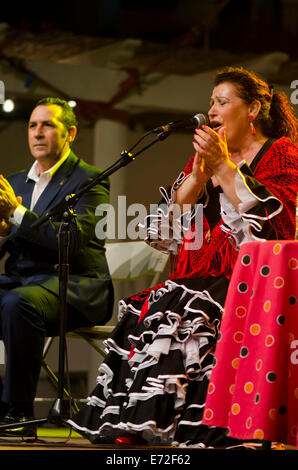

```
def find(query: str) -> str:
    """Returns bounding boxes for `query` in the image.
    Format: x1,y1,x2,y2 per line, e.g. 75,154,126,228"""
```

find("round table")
202,240,298,447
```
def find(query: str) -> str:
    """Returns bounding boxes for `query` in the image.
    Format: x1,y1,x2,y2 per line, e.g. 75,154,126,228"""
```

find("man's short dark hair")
36,97,78,130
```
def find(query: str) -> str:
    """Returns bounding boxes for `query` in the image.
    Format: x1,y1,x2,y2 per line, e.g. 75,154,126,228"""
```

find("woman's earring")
248,115,256,135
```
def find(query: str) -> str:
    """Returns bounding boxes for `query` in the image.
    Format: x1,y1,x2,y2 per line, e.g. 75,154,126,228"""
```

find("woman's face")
208,82,252,150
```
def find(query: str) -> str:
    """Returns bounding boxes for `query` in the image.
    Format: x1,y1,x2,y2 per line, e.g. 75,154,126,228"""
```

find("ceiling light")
3,98,15,112
68,100,77,108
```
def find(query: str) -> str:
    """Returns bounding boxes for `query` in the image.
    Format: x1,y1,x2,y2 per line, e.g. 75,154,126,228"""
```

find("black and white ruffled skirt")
67,276,229,447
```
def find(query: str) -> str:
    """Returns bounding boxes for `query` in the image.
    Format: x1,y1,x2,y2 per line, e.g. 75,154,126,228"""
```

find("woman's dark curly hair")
214,66,297,143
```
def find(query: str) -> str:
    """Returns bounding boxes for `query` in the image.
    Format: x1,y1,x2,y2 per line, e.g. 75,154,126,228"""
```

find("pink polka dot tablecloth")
202,241,298,447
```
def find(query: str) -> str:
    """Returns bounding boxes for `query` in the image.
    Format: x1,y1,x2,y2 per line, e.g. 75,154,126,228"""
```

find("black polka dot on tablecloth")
260,265,270,276
266,371,277,382
242,255,251,266
254,393,260,404
238,282,248,293
202,241,298,444
240,346,249,357
289,296,296,305
277,315,285,325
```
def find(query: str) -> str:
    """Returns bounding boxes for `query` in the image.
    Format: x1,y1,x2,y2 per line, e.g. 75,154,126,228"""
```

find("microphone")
151,113,209,133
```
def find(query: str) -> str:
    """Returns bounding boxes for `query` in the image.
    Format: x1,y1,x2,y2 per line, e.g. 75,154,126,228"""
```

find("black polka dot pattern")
277,315,285,325
266,372,277,382
238,282,248,293
260,265,270,276
242,255,251,266
202,243,298,446
240,347,249,358
279,406,287,415
289,296,296,305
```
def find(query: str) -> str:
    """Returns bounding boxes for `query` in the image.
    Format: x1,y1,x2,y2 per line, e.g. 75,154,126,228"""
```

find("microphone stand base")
47,398,72,425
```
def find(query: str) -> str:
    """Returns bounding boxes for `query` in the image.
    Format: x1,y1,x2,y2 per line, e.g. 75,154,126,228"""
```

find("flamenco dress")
67,137,296,446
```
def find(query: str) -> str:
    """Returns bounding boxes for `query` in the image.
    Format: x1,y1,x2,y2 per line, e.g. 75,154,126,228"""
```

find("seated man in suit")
0,97,114,438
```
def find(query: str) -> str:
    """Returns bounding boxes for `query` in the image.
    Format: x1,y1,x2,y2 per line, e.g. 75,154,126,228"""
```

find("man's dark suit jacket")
0,151,114,325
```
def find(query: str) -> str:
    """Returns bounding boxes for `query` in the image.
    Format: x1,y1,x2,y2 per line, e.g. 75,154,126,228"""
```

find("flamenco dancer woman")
68,66,298,448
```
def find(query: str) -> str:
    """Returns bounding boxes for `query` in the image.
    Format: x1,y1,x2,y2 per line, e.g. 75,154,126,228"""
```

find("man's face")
28,104,69,162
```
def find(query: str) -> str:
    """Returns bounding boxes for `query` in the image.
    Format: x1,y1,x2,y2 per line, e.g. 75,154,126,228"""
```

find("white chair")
40,241,169,406
60,241,169,355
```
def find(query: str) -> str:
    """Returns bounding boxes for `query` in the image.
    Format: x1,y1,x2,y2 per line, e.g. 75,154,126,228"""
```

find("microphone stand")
0,129,170,434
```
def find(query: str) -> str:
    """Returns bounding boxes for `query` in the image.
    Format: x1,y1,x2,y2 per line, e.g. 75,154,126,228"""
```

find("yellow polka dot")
253,429,264,440
264,300,271,312
250,324,261,335
232,358,240,369
244,382,254,394
208,382,215,394
289,332,295,344
229,384,235,395
269,408,277,420
273,243,282,255
231,403,240,415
